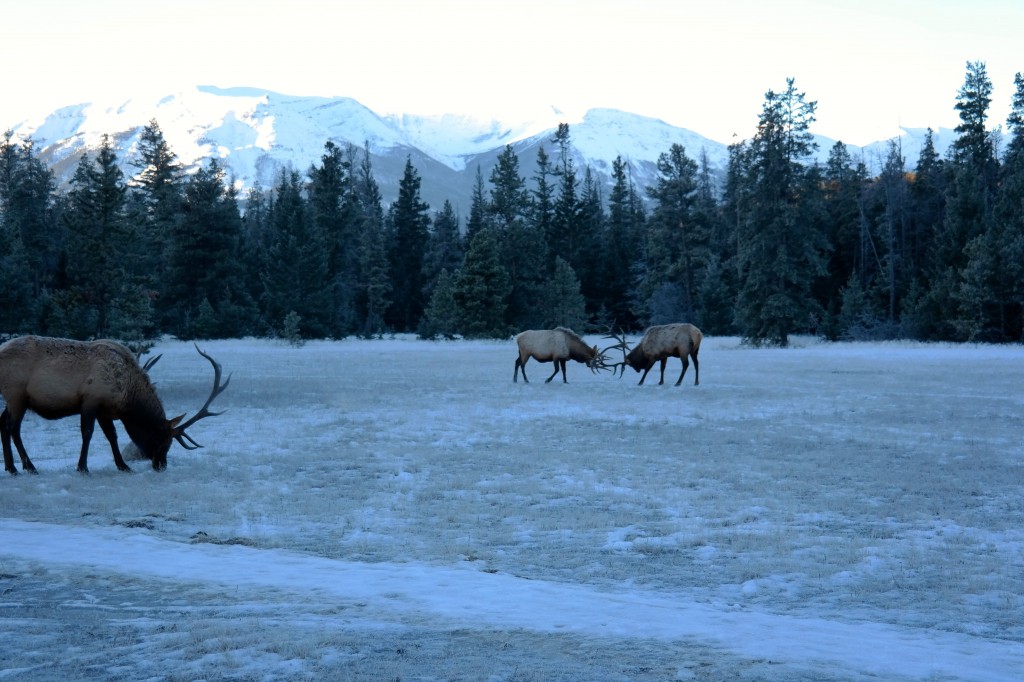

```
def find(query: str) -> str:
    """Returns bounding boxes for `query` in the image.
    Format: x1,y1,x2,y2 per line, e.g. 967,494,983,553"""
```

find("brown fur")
0,336,224,475
625,323,703,386
513,328,599,383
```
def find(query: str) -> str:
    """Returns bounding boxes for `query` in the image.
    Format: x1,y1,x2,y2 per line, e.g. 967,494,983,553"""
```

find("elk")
0,336,229,475
603,323,702,386
513,327,600,383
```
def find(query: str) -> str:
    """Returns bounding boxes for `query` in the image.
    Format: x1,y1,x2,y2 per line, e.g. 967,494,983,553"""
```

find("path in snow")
2,519,1021,681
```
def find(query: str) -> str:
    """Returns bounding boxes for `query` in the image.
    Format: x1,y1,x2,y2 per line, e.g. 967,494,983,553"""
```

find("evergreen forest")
2,62,1023,346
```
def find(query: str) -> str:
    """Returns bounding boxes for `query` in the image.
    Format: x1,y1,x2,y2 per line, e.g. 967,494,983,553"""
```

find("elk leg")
638,366,652,385
98,417,131,472
692,353,699,386
515,357,529,383
77,411,98,473
544,362,561,383
658,358,668,385
675,357,689,386
1,409,16,474
2,407,36,474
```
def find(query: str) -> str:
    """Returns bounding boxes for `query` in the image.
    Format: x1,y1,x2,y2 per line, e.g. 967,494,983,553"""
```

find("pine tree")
486,144,547,331
643,143,702,322
465,165,489,240
531,145,556,255
422,199,464,303
167,159,254,338
542,256,587,330
129,119,183,321
386,156,431,332
902,129,947,338
821,142,869,303
418,268,460,339
454,227,511,338
261,169,331,338
488,145,530,229
693,148,734,334
352,145,391,337
576,166,605,311
876,140,909,329
0,133,58,332
601,156,642,330
987,71,1024,339
733,78,828,346
550,123,582,270
942,61,1000,340
61,135,148,338
308,141,359,335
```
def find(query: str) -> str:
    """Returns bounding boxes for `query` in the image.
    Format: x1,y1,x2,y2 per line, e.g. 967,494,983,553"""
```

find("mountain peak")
10,86,958,211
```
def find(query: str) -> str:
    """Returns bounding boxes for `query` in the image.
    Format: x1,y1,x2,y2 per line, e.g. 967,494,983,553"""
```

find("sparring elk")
603,323,703,386
513,327,600,383
0,336,229,474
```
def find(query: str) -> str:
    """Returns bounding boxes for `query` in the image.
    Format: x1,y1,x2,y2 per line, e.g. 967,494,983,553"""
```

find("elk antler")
598,328,631,377
172,344,231,450
141,353,162,372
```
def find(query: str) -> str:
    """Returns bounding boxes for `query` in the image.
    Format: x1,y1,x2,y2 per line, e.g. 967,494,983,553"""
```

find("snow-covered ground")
1,336,1022,681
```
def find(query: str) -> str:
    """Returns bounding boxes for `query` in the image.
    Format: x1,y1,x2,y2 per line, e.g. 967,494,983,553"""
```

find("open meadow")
1,335,1022,681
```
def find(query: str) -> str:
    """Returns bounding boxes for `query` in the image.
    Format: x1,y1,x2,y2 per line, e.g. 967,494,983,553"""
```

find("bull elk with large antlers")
513,327,601,383
0,336,229,474
602,323,703,386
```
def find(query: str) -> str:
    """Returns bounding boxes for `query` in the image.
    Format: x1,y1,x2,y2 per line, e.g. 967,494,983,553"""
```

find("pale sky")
3,0,1022,145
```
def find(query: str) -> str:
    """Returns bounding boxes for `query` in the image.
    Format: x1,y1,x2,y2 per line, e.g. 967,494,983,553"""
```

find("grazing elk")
513,327,600,383
604,323,703,386
0,336,229,474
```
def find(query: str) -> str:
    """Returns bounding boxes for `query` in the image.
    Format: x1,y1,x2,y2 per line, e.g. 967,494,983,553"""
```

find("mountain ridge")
8,85,961,211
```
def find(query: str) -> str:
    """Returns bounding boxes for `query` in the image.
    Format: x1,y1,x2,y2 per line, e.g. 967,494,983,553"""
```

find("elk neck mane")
554,327,593,360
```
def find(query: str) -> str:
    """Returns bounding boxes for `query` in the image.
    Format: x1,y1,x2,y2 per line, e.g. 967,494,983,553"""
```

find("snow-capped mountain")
9,85,956,211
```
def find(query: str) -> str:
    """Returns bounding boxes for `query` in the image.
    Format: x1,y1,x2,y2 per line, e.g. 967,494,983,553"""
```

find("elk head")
132,344,230,470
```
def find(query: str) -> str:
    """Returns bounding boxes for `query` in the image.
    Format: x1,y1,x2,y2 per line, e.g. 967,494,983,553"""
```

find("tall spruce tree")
902,128,947,337
0,133,58,332
352,145,391,337
261,169,331,338
987,71,1024,340
550,124,583,270
577,166,605,313
418,268,460,339
129,119,182,324
308,141,359,335
941,61,1000,340
733,78,828,346
386,156,431,332
601,156,642,330
62,136,149,338
693,148,734,334
643,143,702,323
454,227,511,338
531,145,556,255
422,199,464,302
488,145,547,330
465,165,489,240
542,256,587,330
167,159,254,338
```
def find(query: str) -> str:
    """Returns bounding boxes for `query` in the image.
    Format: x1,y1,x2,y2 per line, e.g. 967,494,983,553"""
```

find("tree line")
2,62,1022,346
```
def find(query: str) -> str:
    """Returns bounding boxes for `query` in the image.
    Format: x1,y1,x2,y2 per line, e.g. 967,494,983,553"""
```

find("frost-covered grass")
1,336,1022,680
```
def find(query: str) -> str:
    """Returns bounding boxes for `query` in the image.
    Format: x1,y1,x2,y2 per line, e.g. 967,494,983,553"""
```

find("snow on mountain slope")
8,85,961,209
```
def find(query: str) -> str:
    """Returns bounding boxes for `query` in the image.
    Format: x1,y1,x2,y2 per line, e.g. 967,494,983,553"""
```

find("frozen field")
1,335,1022,681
